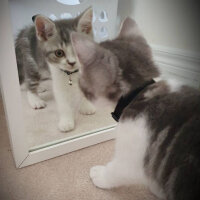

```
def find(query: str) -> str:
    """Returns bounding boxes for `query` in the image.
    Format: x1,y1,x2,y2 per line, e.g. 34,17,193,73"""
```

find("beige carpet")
20,80,116,150
0,94,158,200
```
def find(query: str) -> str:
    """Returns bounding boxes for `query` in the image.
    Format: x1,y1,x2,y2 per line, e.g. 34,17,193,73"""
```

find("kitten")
71,18,200,199
15,8,96,132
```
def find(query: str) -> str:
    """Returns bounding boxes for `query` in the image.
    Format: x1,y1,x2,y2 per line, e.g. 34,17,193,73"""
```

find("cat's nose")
67,60,76,67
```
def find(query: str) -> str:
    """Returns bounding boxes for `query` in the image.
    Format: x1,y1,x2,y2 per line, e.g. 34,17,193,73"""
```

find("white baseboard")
151,44,200,88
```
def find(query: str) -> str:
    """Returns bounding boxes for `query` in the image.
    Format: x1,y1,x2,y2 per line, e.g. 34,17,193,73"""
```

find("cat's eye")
55,49,65,58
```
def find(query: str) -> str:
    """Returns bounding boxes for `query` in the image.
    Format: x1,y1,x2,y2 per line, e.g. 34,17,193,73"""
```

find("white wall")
8,0,92,37
118,0,200,53
8,0,118,41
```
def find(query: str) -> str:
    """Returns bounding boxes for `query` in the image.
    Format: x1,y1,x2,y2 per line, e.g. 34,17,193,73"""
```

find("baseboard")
151,44,200,88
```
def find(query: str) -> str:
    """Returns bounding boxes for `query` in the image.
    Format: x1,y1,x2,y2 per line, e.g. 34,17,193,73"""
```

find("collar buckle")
60,69,79,86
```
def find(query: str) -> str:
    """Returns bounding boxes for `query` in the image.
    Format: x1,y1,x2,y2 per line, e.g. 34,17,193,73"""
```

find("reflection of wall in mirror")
9,0,118,42
9,0,90,36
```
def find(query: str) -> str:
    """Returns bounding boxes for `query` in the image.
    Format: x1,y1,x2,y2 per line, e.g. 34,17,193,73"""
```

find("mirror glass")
8,0,116,151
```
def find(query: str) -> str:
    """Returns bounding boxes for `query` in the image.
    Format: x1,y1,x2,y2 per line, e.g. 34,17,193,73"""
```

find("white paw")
58,118,75,132
80,102,96,115
27,91,46,109
31,99,46,109
90,165,110,189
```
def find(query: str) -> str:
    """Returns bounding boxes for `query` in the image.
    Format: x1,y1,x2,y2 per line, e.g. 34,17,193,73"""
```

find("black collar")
111,79,155,122
61,69,79,75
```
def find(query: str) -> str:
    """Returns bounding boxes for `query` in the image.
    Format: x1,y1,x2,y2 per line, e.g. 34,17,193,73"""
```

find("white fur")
27,90,46,109
66,45,76,64
166,79,182,93
49,64,95,132
154,78,182,93
144,78,183,98
90,115,165,198
90,116,149,188
93,97,115,110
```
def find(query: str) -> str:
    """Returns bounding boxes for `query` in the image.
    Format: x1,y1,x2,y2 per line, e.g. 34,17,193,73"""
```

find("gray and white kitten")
15,8,95,132
71,18,200,199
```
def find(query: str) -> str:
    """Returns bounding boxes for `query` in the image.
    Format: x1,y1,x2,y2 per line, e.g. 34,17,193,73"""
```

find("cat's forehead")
42,29,73,52
55,19,78,44
42,39,73,56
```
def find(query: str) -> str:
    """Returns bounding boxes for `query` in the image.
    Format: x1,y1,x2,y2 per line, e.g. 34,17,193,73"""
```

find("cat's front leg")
27,90,46,109
25,68,46,109
52,86,75,132
90,165,114,189
79,94,96,115
90,160,127,189
90,117,149,189
56,94,75,132
58,112,75,132
55,91,75,132
90,165,109,189
50,66,76,132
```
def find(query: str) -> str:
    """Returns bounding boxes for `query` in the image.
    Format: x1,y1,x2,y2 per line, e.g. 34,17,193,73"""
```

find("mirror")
8,0,117,152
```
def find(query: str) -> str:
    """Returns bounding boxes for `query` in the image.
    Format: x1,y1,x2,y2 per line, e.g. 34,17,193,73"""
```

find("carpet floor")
20,80,115,149
0,95,158,200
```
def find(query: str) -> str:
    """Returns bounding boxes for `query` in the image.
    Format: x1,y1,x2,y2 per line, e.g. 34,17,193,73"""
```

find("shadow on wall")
116,0,135,34
117,0,134,22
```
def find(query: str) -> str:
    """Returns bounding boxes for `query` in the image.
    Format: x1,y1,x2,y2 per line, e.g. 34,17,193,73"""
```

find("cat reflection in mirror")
15,8,96,132
71,18,200,199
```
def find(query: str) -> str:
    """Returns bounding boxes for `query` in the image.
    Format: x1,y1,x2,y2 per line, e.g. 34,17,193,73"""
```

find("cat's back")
15,25,48,83
122,80,200,200
15,25,36,51
123,80,200,119
15,25,38,63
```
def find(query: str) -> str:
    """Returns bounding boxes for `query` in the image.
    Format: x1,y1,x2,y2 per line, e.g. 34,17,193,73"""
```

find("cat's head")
33,8,93,72
71,17,159,105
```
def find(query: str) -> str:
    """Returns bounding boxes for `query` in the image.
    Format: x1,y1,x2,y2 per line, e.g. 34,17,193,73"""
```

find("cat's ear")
77,7,93,35
71,32,96,66
118,17,142,38
33,15,57,41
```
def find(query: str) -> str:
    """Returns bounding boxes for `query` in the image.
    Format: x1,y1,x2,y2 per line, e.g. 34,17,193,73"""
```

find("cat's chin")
59,67,79,72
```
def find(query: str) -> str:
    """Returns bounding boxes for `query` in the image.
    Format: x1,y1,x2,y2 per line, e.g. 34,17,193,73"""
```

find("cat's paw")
27,92,46,109
90,165,111,189
32,99,46,109
79,102,96,115
58,118,75,132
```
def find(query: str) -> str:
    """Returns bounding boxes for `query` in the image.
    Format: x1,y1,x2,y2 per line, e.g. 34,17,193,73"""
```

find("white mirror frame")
0,0,116,168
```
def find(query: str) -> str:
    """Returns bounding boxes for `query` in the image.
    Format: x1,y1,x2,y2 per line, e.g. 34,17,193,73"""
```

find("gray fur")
71,17,200,200
71,17,159,102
